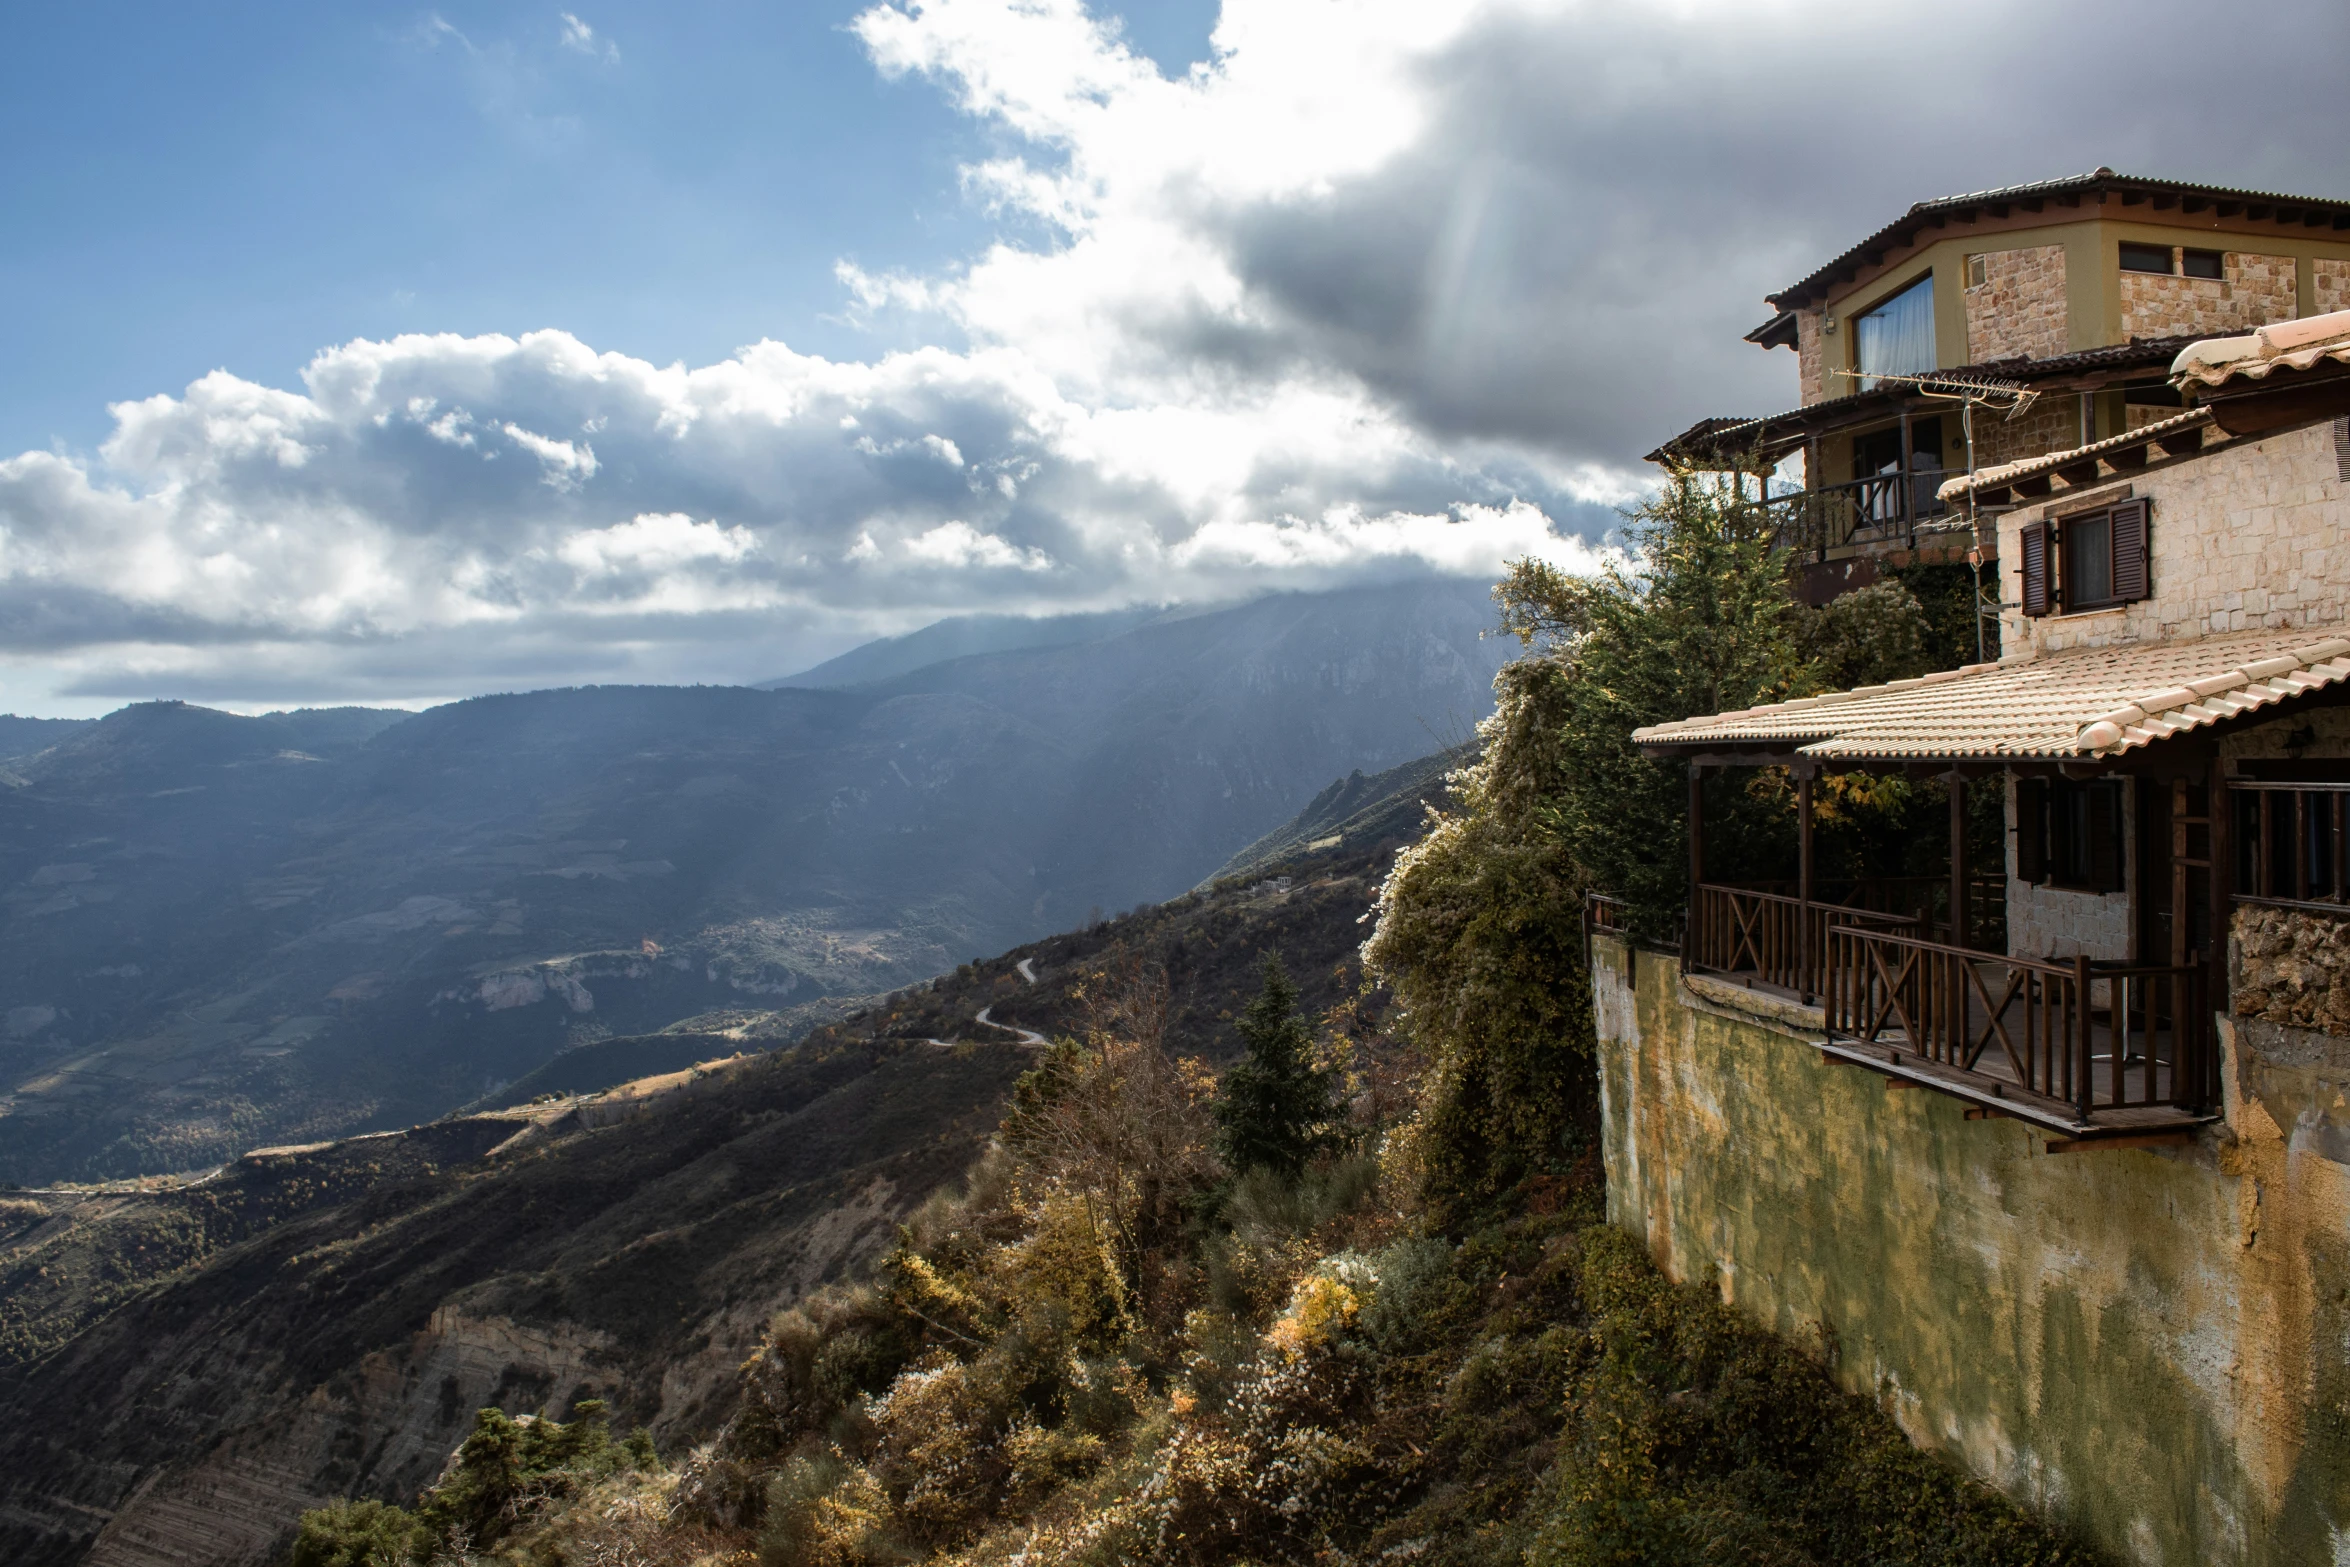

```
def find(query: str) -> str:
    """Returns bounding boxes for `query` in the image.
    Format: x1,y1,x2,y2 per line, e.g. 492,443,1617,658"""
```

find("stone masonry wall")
1998,420,2350,661
2316,258,2350,317
1965,245,2068,363
1973,393,2083,472
1797,309,1825,406
2234,905,2350,1036
2121,252,2299,340
1594,933,2350,1566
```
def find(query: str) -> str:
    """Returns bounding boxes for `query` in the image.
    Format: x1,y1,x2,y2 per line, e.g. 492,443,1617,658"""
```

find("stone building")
1593,278,2350,1559
1654,170,2350,605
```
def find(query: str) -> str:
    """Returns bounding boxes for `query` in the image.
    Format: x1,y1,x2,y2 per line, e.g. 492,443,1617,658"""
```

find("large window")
1854,274,1936,387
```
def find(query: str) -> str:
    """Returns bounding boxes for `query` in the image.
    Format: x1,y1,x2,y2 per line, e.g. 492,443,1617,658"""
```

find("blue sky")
0,2,1213,456
0,1,2344,716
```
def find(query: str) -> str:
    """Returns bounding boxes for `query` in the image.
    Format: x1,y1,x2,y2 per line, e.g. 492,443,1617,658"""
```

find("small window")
1966,253,1988,288
2017,777,2127,893
2022,500,2151,616
2181,248,2224,280
2120,242,2175,275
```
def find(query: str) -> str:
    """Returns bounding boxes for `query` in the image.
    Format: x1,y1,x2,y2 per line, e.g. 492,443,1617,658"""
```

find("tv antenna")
1826,369,2038,663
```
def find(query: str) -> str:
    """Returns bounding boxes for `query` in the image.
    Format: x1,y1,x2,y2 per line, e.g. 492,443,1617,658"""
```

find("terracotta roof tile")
1632,627,2350,761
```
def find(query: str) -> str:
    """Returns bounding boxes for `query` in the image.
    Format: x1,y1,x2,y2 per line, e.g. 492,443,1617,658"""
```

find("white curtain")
1856,275,1935,387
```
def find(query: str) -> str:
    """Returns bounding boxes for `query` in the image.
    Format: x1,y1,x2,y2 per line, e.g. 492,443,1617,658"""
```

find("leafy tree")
286,1500,418,1567
1496,466,1811,935
1370,469,1811,1221
412,1399,617,1553
1213,954,1338,1179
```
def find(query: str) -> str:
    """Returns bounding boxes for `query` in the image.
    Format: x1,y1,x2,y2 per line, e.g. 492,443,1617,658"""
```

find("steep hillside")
0,580,1506,1184
1208,744,1465,885
0,715,97,762
0,1037,1030,1567
0,762,1446,1566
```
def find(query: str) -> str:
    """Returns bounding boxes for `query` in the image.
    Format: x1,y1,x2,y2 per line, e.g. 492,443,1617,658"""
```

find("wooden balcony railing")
1687,883,1921,1000
1821,926,2216,1120
1758,469,1951,560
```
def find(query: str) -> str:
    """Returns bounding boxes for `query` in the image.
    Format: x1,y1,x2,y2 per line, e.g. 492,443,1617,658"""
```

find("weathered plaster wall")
1594,933,2350,1566
1997,421,2350,662
2120,253,2299,340
1966,245,2069,363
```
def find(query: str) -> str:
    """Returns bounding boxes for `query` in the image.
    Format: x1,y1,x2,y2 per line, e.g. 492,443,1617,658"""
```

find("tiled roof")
1768,171,2350,312
2171,308,2350,388
1632,627,2350,761
1935,407,2213,502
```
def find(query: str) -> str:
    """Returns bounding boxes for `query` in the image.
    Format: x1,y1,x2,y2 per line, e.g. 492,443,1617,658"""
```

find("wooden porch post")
1946,769,1968,948
1688,765,1705,892
1797,767,1816,1000
1898,406,1916,543
2209,757,2232,1014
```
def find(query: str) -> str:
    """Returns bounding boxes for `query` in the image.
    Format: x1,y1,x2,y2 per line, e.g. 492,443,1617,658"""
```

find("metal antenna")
1825,368,2037,663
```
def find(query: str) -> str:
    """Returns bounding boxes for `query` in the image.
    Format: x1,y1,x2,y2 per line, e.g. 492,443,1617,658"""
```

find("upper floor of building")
1653,173,2350,594
1753,169,2350,405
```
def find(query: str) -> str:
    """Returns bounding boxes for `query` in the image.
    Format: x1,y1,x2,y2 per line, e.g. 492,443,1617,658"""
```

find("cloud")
0,326,1594,706
11,0,2342,711
558,12,620,62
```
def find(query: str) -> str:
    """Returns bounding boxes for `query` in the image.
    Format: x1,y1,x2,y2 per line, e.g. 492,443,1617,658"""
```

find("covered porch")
1632,627,2350,1147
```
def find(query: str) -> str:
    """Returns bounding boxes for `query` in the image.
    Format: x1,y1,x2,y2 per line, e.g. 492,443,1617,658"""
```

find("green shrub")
286,1500,418,1567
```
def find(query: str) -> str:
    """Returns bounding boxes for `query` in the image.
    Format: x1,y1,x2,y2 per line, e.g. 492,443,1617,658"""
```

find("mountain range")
0,579,1505,1183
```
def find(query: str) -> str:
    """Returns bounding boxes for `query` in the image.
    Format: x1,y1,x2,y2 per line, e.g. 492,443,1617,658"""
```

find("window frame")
1853,272,1938,386
2180,248,2224,280
2019,498,2150,617
2119,241,2176,276
2017,776,2128,895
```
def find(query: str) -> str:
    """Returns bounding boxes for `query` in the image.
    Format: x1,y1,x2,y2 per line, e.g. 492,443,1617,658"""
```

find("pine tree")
1213,954,1336,1178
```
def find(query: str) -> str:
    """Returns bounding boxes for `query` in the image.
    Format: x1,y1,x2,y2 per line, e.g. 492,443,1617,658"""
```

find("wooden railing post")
1797,770,1816,1001
2075,953,2095,1117
1946,769,1968,948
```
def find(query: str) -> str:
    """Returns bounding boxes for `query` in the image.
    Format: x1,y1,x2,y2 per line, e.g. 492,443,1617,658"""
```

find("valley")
0,581,1504,1186
0,768,1437,1565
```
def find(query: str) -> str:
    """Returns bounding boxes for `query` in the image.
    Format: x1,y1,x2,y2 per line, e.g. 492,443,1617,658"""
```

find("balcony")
1679,881,2216,1144
1761,467,1951,562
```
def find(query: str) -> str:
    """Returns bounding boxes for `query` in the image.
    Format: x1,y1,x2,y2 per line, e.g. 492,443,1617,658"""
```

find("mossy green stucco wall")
1591,934,2350,1566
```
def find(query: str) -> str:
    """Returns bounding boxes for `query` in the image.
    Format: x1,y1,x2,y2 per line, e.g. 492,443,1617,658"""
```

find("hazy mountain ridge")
761,604,1167,689
0,581,1507,1184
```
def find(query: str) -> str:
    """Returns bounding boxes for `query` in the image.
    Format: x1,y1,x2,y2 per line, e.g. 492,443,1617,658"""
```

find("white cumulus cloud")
10,0,2331,712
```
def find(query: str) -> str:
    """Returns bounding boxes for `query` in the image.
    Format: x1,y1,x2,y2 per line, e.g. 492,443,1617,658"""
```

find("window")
2019,499,2150,616
2232,786,2349,904
2017,777,2126,893
2181,248,2224,280
1966,253,1988,288
1855,274,1936,387
2120,242,2175,275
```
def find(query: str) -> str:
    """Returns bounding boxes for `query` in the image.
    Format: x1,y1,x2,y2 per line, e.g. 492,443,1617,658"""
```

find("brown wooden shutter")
2016,778,2047,882
2109,499,2149,602
2021,521,2052,616
2088,782,2123,893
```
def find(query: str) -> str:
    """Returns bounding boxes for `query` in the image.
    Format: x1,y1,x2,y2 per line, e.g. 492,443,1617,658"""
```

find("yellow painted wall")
1594,933,2350,1566
1812,216,2350,386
